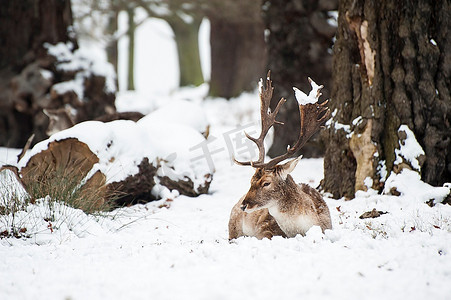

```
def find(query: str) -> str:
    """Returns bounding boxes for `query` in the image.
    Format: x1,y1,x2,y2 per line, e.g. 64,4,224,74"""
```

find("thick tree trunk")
208,16,267,99
0,0,75,70
264,0,337,158
168,16,204,87
323,0,451,198
0,0,116,148
0,0,75,147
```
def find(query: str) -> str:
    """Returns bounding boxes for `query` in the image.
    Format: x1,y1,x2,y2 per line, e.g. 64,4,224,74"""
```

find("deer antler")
234,71,286,167
236,72,331,169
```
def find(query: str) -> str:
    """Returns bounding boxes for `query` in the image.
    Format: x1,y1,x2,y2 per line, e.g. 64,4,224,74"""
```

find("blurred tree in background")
137,0,205,88
74,0,205,90
73,0,267,97
72,0,140,90
263,0,338,158
205,0,267,99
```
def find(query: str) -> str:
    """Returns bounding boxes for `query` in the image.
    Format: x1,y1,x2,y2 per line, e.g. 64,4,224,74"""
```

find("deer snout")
241,198,258,212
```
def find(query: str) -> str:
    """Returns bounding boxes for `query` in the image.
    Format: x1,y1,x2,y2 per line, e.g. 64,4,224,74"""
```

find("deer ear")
279,156,302,180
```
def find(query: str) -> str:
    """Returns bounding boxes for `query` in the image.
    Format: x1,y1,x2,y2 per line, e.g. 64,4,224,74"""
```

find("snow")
327,11,339,27
326,109,352,134
52,73,85,99
394,125,425,171
0,167,28,205
0,148,20,166
384,169,450,205
293,77,323,105
1,9,451,300
377,159,388,182
2,88,451,299
138,99,209,133
352,115,363,126
45,42,117,96
115,90,159,114
39,69,53,81
45,41,75,59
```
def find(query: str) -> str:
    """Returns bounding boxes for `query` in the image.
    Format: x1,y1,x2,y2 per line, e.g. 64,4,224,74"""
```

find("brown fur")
229,196,286,240
228,159,332,239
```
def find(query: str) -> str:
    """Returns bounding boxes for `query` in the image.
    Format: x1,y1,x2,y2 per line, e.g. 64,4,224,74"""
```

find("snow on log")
18,119,213,207
139,100,210,137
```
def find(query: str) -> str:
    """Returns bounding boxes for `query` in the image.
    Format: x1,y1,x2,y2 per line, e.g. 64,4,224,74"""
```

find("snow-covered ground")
1,86,450,300
1,11,450,300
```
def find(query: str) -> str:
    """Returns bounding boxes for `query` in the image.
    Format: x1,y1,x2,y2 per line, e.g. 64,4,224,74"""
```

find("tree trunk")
106,9,119,89
127,7,136,91
208,16,267,99
167,16,204,87
0,0,116,148
264,0,338,158
0,0,75,71
0,0,75,148
323,0,451,199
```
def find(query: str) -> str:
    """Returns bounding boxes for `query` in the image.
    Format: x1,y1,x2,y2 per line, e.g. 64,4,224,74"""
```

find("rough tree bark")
323,0,451,198
263,0,338,157
0,0,116,148
207,1,267,99
0,0,75,147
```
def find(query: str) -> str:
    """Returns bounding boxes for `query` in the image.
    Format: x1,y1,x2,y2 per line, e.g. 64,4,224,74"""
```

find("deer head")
240,157,302,212
236,71,330,213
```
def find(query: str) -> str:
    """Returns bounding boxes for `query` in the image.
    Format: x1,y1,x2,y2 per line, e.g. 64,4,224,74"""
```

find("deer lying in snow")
228,72,332,240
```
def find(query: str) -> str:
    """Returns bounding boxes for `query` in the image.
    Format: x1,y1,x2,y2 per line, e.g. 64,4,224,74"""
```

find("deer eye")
262,182,271,187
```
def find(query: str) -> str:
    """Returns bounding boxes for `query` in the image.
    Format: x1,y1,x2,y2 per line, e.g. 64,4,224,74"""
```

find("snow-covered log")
17,119,213,208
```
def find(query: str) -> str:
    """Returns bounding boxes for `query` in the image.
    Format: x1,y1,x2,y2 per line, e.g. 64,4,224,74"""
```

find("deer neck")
272,175,301,212
267,175,315,237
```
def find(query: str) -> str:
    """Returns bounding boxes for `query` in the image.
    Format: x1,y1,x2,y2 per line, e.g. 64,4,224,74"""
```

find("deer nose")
240,204,247,211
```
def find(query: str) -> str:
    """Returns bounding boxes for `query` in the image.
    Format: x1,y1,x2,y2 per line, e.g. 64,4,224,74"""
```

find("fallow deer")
228,71,332,240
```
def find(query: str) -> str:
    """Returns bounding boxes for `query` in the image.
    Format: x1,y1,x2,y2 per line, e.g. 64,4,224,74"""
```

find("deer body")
266,183,331,237
228,71,332,240
229,159,332,239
